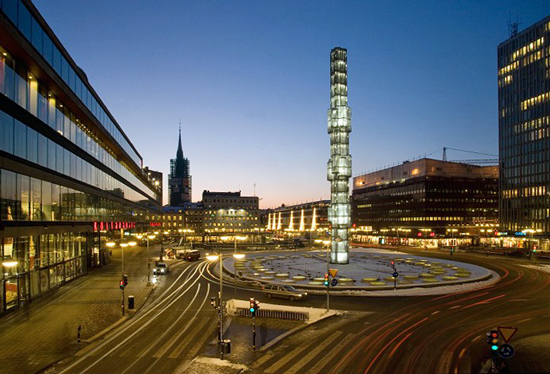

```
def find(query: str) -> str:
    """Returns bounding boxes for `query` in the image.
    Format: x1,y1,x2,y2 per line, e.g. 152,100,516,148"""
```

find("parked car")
263,284,307,301
153,262,169,275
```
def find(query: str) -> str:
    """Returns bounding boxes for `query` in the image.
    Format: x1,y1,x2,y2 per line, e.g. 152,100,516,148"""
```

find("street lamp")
143,234,156,285
447,229,458,257
206,252,225,360
522,229,539,262
206,248,245,360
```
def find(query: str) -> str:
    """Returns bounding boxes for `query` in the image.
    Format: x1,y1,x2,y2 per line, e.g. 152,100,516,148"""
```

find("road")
47,260,217,374
43,248,550,374
243,250,550,374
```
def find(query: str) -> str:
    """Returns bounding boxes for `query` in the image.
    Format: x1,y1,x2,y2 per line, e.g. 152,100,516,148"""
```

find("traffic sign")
498,326,518,343
497,344,515,359
331,278,338,287
393,272,398,278
329,269,338,277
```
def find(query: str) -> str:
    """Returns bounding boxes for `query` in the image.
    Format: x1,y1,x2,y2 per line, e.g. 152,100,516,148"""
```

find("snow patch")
182,356,248,374
520,264,550,274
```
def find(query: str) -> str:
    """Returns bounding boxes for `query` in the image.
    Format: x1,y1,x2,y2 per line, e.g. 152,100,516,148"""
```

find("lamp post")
206,249,245,359
206,251,225,360
522,229,540,262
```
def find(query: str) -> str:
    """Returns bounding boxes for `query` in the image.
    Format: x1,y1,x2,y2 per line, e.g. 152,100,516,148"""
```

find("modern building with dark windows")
498,16,550,239
0,0,161,313
351,159,498,246
168,128,191,206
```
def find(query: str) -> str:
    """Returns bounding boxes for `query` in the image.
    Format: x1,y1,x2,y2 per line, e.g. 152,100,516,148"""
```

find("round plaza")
223,247,493,291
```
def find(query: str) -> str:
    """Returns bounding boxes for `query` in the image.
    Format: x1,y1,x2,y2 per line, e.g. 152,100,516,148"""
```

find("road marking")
283,331,344,374
431,310,440,315
516,317,532,323
153,284,211,359
167,312,214,359
263,340,314,373
305,333,356,374
186,316,218,358
250,352,275,369
471,335,482,343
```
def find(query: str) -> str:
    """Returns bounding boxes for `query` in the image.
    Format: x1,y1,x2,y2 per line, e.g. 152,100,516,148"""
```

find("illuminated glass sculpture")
327,47,351,264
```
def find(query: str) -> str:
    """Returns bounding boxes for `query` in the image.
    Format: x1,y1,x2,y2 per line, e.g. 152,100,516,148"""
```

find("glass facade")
498,16,550,233
0,0,161,314
0,45,158,201
0,0,142,168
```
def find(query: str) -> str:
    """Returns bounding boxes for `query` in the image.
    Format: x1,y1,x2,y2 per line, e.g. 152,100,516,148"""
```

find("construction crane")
441,147,498,165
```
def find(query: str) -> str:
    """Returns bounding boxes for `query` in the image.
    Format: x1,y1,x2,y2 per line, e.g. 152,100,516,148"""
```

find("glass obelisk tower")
327,47,351,264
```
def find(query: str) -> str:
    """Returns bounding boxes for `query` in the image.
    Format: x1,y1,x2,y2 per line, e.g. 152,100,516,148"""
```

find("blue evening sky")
33,0,549,208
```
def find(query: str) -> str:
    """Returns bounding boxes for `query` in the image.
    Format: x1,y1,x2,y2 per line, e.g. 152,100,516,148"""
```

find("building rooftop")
353,158,498,190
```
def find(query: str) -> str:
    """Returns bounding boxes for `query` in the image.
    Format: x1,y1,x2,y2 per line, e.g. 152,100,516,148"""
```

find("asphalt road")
242,250,550,374
42,248,550,374
47,260,218,374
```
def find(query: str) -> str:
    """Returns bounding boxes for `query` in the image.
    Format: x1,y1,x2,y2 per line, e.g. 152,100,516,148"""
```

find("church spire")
176,123,184,159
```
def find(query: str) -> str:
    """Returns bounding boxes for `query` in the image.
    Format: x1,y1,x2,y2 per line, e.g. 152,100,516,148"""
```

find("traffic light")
250,297,256,315
119,280,124,289
486,330,499,351
210,297,218,309
254,299,260,312
324,273,329,287
123,274,128,287
390,260,395,266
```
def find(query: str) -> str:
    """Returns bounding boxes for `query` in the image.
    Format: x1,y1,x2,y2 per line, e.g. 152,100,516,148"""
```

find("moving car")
263,284,307,301
181,250,200,261
153,262,169,275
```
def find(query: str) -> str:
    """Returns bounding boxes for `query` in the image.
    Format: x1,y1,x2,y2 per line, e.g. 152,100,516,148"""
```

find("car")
182,250,200,261
263,284,307,301
153,262,169,275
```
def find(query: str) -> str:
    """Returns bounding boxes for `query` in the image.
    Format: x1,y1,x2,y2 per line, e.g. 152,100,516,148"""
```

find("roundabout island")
222,247,497,294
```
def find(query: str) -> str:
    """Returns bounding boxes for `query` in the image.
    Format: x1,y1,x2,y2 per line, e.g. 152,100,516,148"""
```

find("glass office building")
498,16,550,234
0,0,161,313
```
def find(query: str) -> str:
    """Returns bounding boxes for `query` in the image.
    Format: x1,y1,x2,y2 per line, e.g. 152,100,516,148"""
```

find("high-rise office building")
498,16,550,234
0,0,161,313
168,128,191,206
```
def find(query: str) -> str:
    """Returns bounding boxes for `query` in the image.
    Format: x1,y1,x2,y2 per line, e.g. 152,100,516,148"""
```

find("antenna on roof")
508,14,519,38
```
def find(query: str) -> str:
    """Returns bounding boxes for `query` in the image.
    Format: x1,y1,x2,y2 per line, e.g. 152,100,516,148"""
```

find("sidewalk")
0,244,158,374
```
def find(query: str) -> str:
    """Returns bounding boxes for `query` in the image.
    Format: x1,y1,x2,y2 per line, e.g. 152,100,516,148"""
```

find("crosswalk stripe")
264,342,312,374
167,314,213,359
306,333,357,374
186,316,217,358
250,352,275,369
284,331,344,374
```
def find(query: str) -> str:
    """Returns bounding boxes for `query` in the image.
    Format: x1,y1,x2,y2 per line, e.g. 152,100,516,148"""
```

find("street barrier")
236,307,309,321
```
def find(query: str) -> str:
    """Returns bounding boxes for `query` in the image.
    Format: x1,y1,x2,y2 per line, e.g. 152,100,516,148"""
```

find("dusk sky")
33,0,548,209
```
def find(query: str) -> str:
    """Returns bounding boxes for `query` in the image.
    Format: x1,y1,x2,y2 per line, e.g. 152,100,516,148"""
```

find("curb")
258,312,341,352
